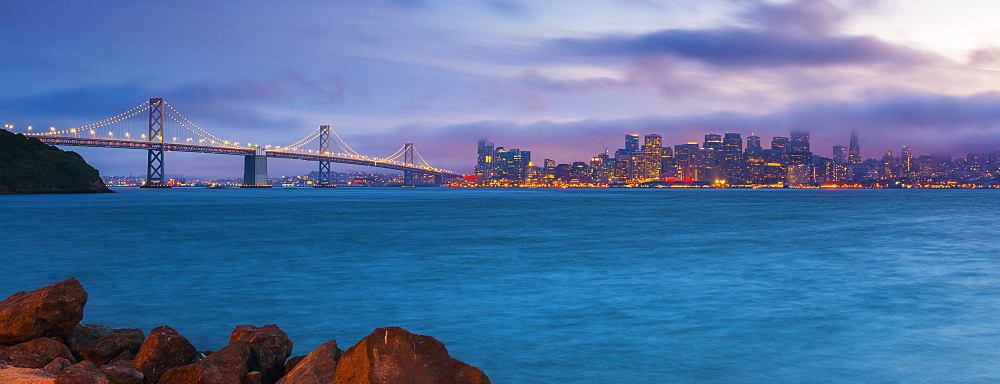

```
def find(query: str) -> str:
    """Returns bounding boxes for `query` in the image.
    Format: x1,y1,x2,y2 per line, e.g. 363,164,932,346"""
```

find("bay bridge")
16,98,464,187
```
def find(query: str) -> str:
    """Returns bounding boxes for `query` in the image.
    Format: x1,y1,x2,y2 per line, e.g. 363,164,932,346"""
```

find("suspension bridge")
13,97,463,187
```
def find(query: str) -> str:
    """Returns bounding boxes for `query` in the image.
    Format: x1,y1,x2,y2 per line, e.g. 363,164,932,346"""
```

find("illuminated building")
495,147,530,181
901,146,913,177
767,136,790,164
703,134,722,151
833,145,847,164
625,133,640,152
476,140,495,179
744,136,766,184
789,130,811,165
746,133,762,152
849,130,862,164
718,132,743,184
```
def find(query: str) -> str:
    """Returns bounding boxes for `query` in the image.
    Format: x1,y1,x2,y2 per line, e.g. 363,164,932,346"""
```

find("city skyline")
5,1,1000,177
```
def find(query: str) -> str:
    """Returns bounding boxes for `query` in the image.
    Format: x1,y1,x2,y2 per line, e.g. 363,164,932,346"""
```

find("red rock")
0,278,88,345
243,371,261,384
44,356,74,375
333,327,490,384
282,355,305,376
0,337,76,368
277,339,341,384
131,325,197,383
158,324,292,384
55,360,110,384
66,324,119,348
100,361,144,384
73,328,144,367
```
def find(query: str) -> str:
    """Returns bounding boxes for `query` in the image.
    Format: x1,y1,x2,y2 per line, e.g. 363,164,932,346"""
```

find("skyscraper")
789,130,811,165
768,136,790,164
746,133,762,152
703,134,722,151
625,133,640,152
848,130,862,164
718,133,743,183
901,146,913,176
476,140,495,179
833,145,848,164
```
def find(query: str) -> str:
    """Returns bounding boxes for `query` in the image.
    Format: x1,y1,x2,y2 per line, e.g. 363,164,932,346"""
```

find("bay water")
2,188,999,383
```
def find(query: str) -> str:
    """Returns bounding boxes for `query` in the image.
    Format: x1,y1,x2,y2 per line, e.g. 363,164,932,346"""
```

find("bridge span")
22,98,464,187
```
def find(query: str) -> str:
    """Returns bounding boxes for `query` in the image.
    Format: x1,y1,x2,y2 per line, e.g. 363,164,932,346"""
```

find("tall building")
625,133,640,153
746,133,762,152
495,147,530,181
848,130,862,164
768,136,790,164
833,145,848,164
476,140,495,179
789,130,811,165
703,134,722,151
901,146,913,176
718,133,743,183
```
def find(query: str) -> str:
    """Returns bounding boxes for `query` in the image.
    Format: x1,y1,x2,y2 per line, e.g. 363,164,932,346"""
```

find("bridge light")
124,132,129,137
90,130,95,135
108,132,113,136
27,126,32,130
141,134,147,139
50,127,56,131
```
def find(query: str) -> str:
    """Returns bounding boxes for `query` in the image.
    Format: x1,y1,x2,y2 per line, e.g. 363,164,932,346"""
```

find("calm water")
2,188,1000,383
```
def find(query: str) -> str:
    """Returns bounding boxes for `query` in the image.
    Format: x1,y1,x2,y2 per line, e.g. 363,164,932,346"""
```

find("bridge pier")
242,147,270,188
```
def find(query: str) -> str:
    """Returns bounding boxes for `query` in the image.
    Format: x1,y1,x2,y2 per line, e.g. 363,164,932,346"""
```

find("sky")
4,0,1000,177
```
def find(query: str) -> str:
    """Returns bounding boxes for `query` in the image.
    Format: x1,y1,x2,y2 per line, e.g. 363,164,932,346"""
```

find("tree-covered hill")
0,129,113,194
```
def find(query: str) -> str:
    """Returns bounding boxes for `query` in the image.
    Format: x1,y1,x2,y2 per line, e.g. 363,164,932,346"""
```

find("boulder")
100,361,143,384
67,324,120,348
131,326,196,383
158,324,292,384
282,355,305,376
0,337,76,368
0,278,88,345
55,360,110,384
277,340,341,384
44,356,74,375
243,371,261,384
333,327,490,384
73,328,144,367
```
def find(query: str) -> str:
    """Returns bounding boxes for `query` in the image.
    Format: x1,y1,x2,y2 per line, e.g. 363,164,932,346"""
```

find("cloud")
482,0,528,17
552,27,928,68
742,0,856,35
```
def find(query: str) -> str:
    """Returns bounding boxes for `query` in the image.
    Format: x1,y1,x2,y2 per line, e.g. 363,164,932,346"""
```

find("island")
0,129,112,194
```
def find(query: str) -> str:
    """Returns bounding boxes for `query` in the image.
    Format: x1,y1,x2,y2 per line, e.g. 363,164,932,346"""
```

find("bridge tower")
315,125,334,187
242,147,270,188
403,142,416,185
141,97,169,188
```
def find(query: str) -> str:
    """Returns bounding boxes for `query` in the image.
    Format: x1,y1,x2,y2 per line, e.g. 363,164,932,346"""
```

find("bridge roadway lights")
241,147,271,188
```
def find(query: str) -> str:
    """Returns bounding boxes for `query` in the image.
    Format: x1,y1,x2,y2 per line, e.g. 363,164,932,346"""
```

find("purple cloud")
553,27,928,68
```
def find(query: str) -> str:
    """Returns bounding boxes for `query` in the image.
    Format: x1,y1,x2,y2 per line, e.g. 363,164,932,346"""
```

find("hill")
0,129,113,194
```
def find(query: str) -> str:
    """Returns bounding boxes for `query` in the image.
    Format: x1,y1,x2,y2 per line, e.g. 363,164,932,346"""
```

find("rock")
131,326,196,383
0,278,88,345
55,360,110,384
282,355,305,376
277,340,341,384
44,357,74,374
0,337,76,368
73,328,144,367
100,361,143,384
107,350,133,365
243,371,261,384
67,324,120,348
333,327,490,384
158,324,292,384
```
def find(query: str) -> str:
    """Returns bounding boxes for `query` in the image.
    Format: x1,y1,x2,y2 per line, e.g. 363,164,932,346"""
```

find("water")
2,188,1000,383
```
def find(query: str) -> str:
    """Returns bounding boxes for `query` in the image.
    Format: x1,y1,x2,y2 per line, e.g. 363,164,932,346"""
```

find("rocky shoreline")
0,278,490,384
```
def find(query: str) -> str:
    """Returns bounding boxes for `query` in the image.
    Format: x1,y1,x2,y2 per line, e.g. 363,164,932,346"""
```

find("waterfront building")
476,140,495,179
718,132,743,184
789,130,812,165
